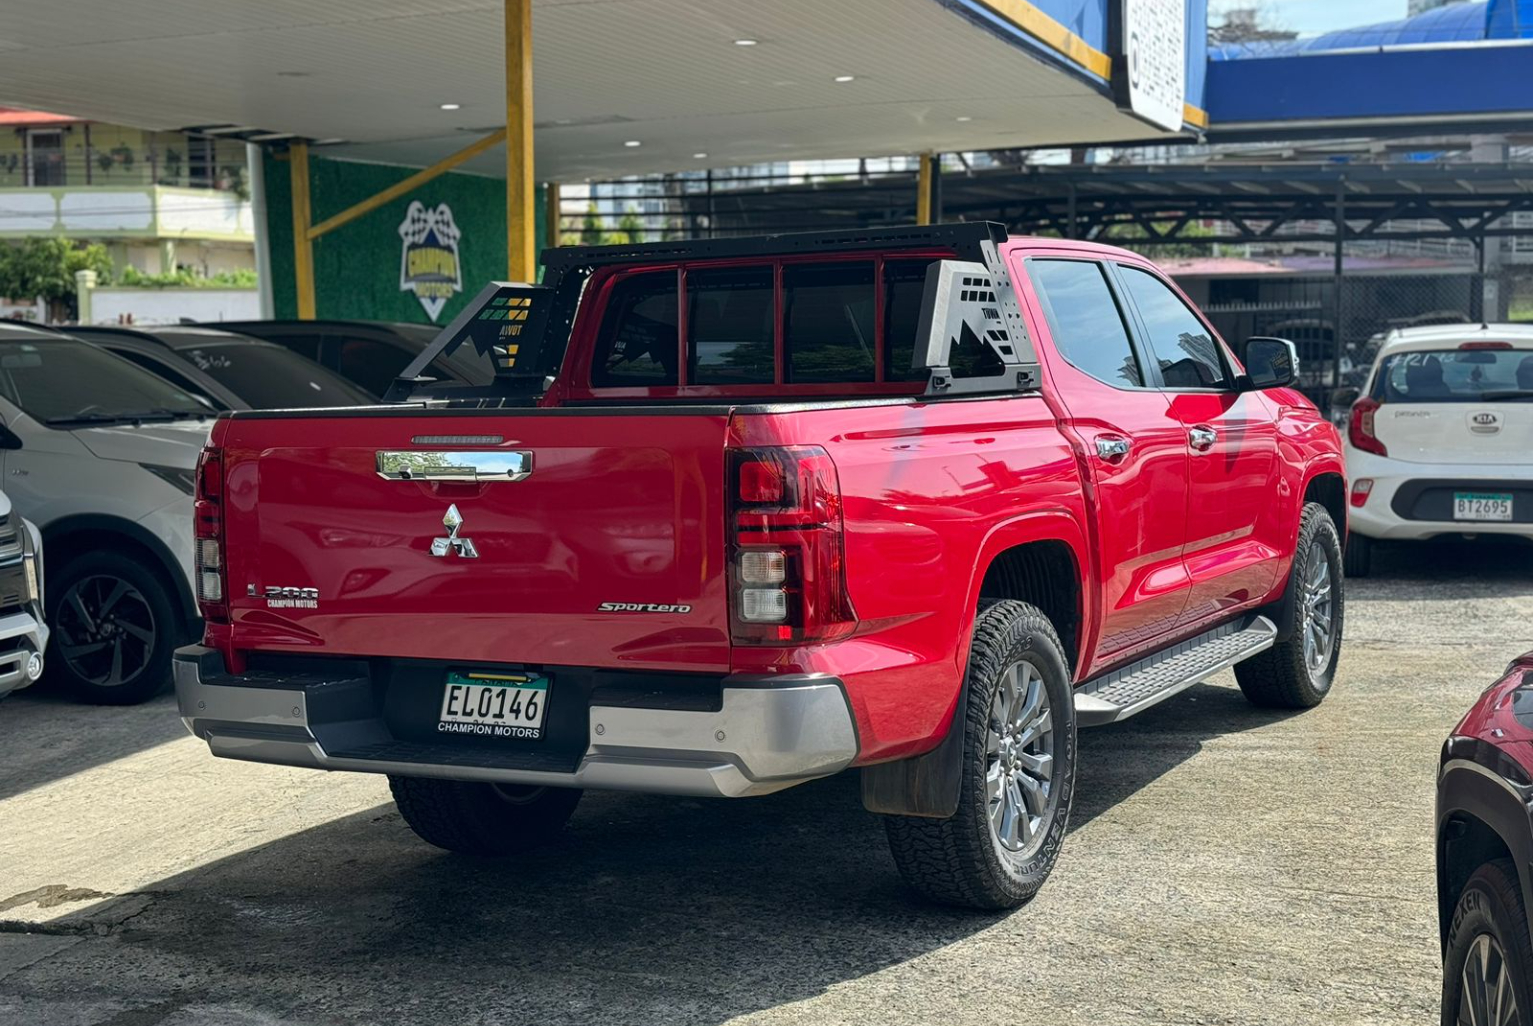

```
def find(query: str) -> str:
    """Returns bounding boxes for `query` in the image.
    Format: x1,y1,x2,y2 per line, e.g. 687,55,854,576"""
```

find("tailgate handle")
376,450,533,483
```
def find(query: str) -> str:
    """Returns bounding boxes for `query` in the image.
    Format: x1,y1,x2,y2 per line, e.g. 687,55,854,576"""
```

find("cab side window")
591,272,679,387
1117,266,1232,390
1028,259,1144,388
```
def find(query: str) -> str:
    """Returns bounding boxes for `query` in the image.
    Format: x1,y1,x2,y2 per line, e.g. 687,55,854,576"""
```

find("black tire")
388,776,582,856
1344,531,1373,578
1442,859,1533,1026
45,550,178,705
883,600,1076,911
1235,502,1344,709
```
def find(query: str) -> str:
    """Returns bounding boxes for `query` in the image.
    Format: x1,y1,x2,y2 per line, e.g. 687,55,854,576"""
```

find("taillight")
194,447,227,624
1459,341,1513,350
1350,478,1373,507
727,446,857,645
1348,397,1387,457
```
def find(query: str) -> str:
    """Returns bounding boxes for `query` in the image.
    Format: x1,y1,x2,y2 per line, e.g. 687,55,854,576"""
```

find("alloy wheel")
1301,539,1336,675
986,660,1055,855
1460,932,1520,1026
54,574,156,688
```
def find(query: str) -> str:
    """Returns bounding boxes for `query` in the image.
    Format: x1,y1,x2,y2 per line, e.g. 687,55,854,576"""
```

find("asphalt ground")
3,537,1532,1026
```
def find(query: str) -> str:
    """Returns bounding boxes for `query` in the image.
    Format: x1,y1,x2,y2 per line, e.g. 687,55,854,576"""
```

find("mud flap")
859,687,967,819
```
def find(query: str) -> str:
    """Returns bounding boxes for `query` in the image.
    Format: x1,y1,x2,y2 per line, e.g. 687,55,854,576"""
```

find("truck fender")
1264,455,1348,642
861,510,1088,819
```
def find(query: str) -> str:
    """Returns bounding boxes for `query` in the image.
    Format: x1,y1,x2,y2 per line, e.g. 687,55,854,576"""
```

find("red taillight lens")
194,447,227,624
1348,397,1387,457
1350,478,1374,507
737,458,785,505
1459,341,1513,350
727,446,857,646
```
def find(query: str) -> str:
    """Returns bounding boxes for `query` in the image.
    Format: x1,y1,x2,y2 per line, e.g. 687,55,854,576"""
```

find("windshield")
0,338,211,424
173,339,372,409
1371,348,1533,403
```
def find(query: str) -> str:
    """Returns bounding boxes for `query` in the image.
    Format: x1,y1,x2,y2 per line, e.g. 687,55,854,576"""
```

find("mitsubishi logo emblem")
429,504,479,559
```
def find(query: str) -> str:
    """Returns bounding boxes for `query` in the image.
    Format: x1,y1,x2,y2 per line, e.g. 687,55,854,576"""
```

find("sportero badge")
431,504,479,559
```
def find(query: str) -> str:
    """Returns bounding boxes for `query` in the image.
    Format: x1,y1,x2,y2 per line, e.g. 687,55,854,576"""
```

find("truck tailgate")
217,411,731,672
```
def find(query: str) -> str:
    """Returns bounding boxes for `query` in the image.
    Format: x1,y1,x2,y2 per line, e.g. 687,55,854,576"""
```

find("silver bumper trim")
0,608,46,700
174,656,858,799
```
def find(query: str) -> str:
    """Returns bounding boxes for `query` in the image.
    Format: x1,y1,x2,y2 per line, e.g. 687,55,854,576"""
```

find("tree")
604,206,645,246
580,201,604,247
0,237,113,321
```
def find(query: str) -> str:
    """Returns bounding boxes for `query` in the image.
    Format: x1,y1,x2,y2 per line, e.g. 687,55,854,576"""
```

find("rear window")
178,342,371,409
588,257,941,391
784,262,874,383
688,267,774,385
1371,348,1533,403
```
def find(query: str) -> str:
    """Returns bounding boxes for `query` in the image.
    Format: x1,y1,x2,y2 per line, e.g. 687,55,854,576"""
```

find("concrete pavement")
2,538,1531,1025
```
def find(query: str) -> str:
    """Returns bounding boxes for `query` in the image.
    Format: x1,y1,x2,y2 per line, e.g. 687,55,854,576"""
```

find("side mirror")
1241,337,1297,391
1330,386,1361,410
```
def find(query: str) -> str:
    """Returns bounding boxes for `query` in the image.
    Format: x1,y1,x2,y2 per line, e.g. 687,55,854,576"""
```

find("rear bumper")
173,646,858,798
1346,450,1533,540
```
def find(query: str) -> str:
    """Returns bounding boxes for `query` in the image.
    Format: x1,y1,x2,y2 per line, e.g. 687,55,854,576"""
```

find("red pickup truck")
176,223,1347,910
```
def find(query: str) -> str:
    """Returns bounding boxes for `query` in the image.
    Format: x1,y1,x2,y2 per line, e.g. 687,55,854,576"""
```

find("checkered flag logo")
398,200,464,321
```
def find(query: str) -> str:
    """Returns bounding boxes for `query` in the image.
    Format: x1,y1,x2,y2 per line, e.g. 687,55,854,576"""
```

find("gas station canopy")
0,0,1202,181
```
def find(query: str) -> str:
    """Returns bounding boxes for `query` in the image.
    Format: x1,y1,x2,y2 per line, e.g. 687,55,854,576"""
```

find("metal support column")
289,140,316,320
1331,177,1346,393
916,152,934,225
505,0,536,281
1066,182,1078,240
545,181,561,248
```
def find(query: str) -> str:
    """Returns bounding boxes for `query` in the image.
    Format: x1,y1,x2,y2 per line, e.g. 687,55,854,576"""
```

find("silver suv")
0,487,48,701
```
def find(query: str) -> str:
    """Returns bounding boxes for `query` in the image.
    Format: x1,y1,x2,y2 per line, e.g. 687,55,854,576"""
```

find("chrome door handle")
376,450,533,482
1188,426,1217,452
1094,436,1132,462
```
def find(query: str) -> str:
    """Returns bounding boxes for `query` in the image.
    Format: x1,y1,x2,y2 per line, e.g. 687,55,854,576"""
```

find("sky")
1208,0,1410,36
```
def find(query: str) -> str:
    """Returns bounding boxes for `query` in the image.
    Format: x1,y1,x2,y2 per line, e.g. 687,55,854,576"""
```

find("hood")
70,419,213,467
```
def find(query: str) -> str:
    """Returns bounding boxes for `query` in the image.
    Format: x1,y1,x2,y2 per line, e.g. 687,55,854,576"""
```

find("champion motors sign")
1114,0,1187,133
398,200,463,321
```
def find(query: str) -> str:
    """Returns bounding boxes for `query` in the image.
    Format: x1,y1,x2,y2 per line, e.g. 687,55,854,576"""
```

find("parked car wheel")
46,551,177,705
1344,531,1373,578
1443,859,1533,1026
883,600,1076,910
1235,502,1344,710
388,776,583,856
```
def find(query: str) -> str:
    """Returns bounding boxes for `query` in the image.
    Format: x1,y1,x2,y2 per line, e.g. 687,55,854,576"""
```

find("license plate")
1453,492,1514,522
438,670,549,740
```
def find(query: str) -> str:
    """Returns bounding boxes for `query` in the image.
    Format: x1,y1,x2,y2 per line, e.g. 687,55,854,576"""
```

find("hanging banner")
1112,0,1187,133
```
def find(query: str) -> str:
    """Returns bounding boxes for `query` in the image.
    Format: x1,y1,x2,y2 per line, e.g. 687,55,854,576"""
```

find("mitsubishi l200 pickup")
175,223,1347,909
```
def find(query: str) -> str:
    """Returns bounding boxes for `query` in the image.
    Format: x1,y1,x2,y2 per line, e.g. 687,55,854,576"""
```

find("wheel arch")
863,512,1087,819
41,514,198,637
1302,465,1348,538
1438,755,1533,955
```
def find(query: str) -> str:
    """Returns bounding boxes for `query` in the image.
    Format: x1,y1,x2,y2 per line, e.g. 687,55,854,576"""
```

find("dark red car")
174,224,1347,909
1438,653,1533,1025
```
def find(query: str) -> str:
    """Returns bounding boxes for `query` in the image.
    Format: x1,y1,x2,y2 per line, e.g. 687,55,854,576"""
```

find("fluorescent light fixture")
440,102,461,110
956,116,973,122
693,152,708,159
834,75,855,83
733,38,758,46
624,140,642,147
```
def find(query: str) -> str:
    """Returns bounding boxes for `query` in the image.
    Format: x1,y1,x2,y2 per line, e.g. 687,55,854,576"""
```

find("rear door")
218,410,734,673
1019,254,1191,670
1113,263,1281,628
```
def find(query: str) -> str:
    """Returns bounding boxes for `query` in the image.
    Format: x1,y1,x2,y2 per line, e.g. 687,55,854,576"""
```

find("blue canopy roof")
1212,0,1530,60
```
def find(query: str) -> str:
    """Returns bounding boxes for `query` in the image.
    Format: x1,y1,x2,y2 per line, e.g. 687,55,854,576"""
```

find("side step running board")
1073,615,1278,727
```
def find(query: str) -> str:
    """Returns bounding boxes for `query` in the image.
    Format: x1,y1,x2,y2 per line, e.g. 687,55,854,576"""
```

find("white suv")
0,323,209,703
1340,323,1533,577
